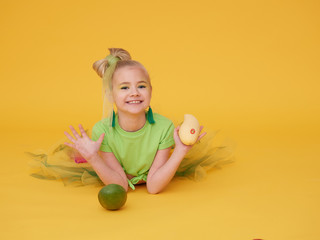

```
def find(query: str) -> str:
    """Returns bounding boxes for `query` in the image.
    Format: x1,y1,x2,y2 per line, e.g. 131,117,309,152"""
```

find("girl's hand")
64,124,105,162
173,125,207,153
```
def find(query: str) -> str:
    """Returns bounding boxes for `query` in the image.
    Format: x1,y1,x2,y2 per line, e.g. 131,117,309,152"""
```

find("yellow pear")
178,114,200,145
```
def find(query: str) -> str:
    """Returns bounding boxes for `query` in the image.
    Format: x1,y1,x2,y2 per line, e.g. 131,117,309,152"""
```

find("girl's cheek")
113,89,123,96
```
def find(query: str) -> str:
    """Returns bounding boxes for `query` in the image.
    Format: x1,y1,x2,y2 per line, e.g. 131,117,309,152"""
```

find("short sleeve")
158,122,175,150
91,121,112,152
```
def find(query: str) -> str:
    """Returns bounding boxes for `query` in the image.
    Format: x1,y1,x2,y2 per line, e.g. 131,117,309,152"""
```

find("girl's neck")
117,111,146,132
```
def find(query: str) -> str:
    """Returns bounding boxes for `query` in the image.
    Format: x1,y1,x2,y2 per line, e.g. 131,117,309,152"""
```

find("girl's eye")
120,86,129,90
138,85,146,89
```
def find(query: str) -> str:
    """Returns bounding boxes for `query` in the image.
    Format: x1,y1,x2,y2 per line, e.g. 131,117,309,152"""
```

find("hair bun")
108,48,131,61
92,48,132,78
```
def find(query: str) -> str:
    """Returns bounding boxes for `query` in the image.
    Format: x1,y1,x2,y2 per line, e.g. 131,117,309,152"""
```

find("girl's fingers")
69,125,81,139
64,131,76,143
199,132,207,139
198,132,207,141
197,126,206,140
78,124,88,138
174,126,180,138
97,133,105,145
64,142,75,148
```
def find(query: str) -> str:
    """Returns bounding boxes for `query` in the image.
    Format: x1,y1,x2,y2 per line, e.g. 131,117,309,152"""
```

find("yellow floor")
1,126,319,240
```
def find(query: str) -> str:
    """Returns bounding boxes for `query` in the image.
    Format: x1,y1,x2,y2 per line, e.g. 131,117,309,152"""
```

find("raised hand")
173,125,207,153
64,124,105,162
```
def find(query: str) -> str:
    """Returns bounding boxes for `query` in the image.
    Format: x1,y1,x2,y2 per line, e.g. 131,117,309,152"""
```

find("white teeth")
128,101,141,104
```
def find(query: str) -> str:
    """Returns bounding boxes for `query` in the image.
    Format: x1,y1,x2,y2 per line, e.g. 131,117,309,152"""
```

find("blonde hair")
92,48,150,88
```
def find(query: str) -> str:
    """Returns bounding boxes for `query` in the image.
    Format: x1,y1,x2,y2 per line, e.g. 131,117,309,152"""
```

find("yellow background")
1,0,319,239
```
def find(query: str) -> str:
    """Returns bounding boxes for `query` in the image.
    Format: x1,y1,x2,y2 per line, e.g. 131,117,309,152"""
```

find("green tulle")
27,143,103,187
174,131,235,181
27,129,235,187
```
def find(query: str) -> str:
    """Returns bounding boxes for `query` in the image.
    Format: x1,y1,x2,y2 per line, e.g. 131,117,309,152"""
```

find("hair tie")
105,55,120,67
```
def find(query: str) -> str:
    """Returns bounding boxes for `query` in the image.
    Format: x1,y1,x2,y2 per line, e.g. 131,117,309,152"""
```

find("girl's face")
112,66,152,116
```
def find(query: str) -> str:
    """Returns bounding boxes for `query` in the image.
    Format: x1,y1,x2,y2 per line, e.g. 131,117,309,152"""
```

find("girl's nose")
130,87,140,96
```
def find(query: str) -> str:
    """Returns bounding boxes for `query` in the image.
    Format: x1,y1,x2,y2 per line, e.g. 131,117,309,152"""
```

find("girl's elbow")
121,179,129,192
146,183,161,194
102,179,128,192
121,182,129,192
147,188,160,194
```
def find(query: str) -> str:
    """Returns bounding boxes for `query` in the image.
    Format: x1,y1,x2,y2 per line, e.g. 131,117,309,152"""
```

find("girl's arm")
64,124,128,191
88,152,129,191
146,126,206,194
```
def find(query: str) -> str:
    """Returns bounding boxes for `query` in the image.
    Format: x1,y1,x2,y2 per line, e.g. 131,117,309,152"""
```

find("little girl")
63,48,206,193
28,48,233,192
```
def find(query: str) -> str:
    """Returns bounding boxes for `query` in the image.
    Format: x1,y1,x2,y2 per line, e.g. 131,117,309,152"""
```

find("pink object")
72,151,87,163
74,156,87,163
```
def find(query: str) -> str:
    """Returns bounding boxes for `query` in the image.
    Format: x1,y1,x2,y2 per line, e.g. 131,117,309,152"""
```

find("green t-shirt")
91,112,175,189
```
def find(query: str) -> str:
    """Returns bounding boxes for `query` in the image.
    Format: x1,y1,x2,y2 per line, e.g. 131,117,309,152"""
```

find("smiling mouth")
126,100,143,104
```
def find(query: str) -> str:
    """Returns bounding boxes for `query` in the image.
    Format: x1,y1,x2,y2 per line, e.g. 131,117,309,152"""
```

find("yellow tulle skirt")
27,129,235,187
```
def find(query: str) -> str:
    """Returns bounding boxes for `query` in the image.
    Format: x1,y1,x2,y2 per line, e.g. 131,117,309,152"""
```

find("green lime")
98,184,127,210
